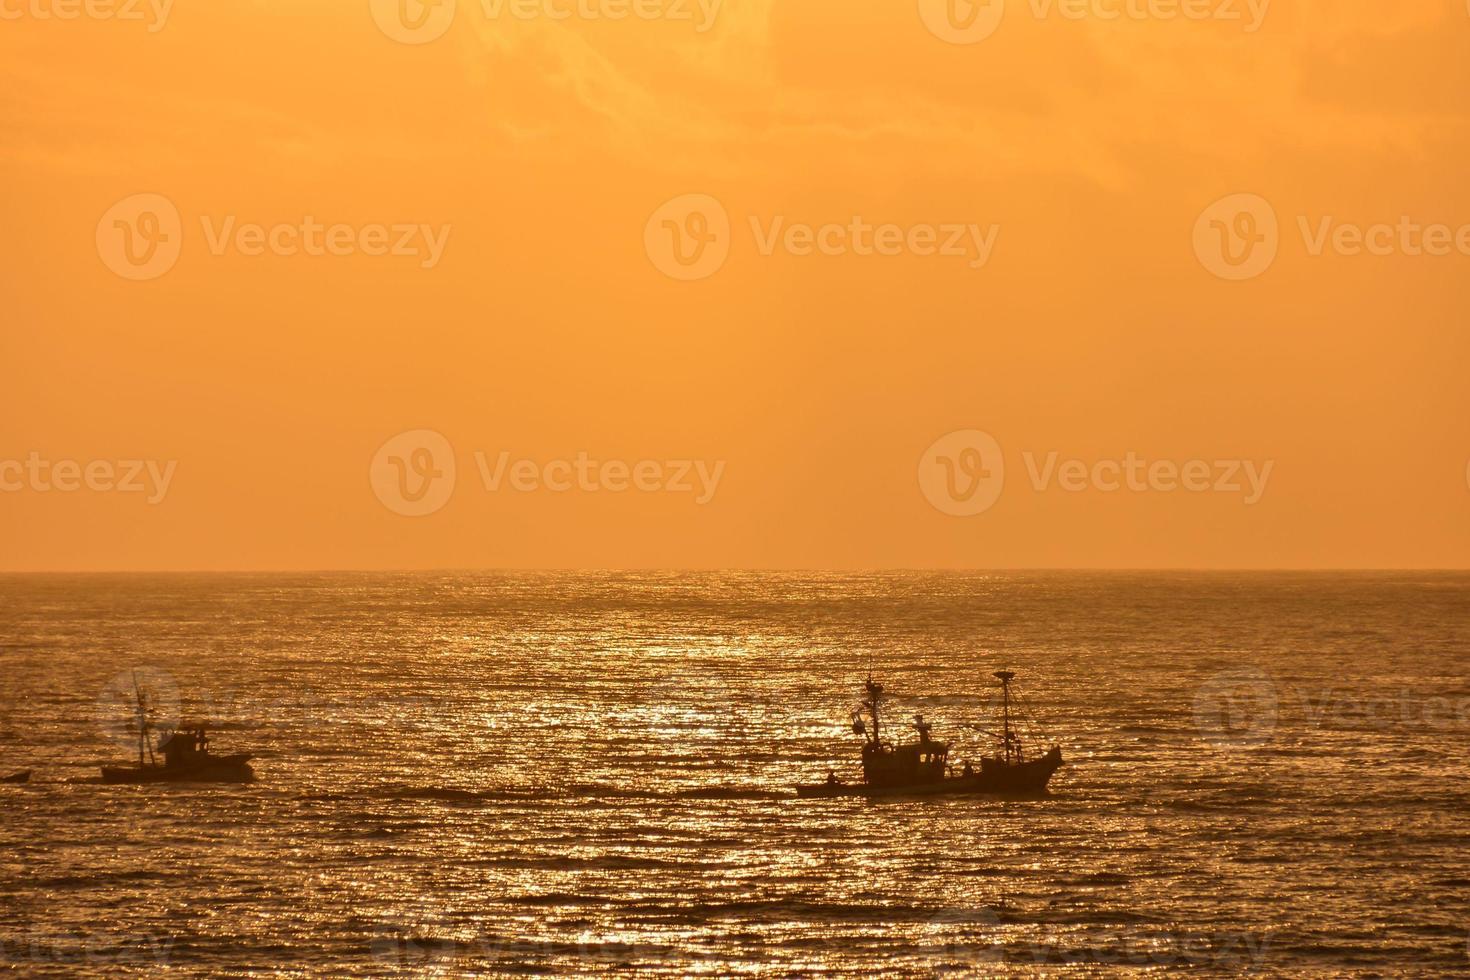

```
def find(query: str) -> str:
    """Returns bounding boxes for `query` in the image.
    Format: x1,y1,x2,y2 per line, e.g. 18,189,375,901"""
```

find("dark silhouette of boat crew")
796,669,1063,798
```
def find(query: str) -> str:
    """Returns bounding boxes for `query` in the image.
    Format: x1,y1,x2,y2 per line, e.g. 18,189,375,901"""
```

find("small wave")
507,892,608,907
299,785,563,805
25,870,174,889
1033,907,1164,926
640,899,950,924
295,783,791,805
482,855,709,872
672,787,789,801
385,787,511,803
956,866,1033,878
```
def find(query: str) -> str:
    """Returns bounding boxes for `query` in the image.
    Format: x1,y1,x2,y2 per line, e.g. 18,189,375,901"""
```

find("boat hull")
2,770,31,784
797,748,1062,800
100,754,255,785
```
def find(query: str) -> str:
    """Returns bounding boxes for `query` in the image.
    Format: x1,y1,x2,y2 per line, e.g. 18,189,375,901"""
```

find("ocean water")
1,571,1468,976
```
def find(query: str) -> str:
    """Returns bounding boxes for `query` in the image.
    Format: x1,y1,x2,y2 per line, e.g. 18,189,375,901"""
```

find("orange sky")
2,0,1468,570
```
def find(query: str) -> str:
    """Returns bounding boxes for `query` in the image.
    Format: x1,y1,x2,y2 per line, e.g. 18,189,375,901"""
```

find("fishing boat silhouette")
796,669,1062,799
100,672,255,784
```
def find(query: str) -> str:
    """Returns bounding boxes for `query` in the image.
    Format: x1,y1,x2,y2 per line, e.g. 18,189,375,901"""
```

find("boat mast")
131,671,156,767
995,669,1018,764
864,674,883,747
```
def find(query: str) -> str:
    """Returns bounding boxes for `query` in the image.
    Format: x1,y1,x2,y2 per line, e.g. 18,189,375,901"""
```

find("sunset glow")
3,4,1468,569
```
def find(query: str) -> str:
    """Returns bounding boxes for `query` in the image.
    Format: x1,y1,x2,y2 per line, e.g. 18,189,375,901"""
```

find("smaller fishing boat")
796,669,1063,799
100,672,255,785
2,770,31,784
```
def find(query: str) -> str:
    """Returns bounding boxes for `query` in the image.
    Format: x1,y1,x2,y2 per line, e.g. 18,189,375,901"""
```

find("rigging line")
1013,688,1051,745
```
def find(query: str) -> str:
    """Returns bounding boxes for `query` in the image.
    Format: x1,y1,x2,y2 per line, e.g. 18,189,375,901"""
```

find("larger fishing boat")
100,673,255,784
795,669,1062,798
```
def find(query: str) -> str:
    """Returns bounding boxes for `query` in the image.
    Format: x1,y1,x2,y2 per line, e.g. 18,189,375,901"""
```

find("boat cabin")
861,738,950,787
852,680,952,788
158,726,213,769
